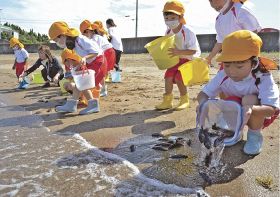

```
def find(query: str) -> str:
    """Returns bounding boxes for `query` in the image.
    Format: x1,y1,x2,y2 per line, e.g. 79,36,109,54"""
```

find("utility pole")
0,9,2,25
135,0,138,37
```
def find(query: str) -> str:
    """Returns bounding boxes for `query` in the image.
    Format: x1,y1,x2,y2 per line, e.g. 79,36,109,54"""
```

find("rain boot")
155,94,173,110
79,99,100,115
56,99,78,113
243,130,263,155
175,94,190,111
105,74,110,82
100,85,108,97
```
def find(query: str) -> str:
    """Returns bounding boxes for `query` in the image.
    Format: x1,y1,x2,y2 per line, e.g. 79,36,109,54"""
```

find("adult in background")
21,45,64,88
106,18,123,71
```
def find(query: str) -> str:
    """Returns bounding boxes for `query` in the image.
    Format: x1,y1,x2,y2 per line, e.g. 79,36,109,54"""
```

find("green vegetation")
1,23,49,44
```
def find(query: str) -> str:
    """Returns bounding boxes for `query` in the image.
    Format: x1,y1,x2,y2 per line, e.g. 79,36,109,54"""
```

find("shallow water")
0,95,208,196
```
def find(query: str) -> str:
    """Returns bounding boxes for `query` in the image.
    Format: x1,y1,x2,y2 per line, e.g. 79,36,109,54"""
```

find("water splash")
196,124,234,184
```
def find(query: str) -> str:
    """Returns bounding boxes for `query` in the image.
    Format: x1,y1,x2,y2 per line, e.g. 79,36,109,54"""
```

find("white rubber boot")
79,99,100,115
56,99,78,113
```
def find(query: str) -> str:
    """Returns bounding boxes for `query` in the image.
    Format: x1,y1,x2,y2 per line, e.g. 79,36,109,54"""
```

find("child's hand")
168,47,180,58
53,74,60,84
12,65,15,70
19,72,26,78
205,56,212,65
80,57,87,66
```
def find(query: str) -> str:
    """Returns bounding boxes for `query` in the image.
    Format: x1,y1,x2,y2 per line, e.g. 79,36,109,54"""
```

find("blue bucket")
111,71,121,83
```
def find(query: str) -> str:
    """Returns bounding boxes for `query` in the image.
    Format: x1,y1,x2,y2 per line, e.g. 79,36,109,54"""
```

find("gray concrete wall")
122,32,279,54
0,32,279,55
0,43,60,54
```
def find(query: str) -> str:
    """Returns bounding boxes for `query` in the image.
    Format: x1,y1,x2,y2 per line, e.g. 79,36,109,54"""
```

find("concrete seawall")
0,32,278,54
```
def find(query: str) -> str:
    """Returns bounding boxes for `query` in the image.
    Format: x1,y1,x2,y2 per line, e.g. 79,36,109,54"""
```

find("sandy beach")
0,52,279,197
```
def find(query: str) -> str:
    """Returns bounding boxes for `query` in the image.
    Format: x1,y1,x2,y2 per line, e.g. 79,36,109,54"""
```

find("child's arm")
206,43,222,65
168,48,196,57
80,53,98,65
23,58,28,71
12,59,16,70
197,91,209,105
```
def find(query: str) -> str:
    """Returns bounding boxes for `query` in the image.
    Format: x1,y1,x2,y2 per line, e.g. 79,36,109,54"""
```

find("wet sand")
0,53,279,196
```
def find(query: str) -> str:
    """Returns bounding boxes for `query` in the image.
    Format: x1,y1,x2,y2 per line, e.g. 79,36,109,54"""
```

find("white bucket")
72,69,95,91
23,75,33,84
111,71,121,83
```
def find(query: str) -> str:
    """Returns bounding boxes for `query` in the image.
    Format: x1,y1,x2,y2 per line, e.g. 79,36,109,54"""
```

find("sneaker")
243,131,263,155
42,82,50,88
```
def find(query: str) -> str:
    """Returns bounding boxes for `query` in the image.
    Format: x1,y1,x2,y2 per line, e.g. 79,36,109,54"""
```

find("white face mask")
13,46,18,50
219,0,231,13
165,20,180,29
56,41,66,49
55,36,66,48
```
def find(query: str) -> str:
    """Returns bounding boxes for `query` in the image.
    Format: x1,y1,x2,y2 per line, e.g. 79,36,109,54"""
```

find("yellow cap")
93,21,108,35
91,23,98,30
163,0,186,24
9,37,24,48
61,48,81,63
48,21,79,40
216,30,262,62
48,21,69,40
80,20,93,33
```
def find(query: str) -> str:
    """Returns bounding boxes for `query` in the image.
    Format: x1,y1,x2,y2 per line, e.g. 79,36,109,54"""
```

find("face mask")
56,36,66,49
13,46,18,50
165,20,180,29
66,39,75,50
56,41,66,49
219,0,231,13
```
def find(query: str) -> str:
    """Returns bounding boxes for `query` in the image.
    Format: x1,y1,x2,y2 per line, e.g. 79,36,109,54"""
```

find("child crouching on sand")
56,49,100,115
49,21,105,115
197,30,279,155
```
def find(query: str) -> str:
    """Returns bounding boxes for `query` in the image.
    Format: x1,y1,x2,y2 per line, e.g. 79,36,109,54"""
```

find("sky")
0,0,279,38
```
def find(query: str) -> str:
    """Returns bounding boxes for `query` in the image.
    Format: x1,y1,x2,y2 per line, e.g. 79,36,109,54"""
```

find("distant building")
260,28,280,33
0,24,18,40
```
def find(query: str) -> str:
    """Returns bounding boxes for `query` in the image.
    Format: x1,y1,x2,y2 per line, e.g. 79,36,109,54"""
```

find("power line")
2,18,83,24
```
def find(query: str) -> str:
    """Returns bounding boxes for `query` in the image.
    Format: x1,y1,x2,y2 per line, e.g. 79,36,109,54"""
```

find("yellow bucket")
59,78,70,94
145,35,179,70
32,73,45,84
178,58,210,86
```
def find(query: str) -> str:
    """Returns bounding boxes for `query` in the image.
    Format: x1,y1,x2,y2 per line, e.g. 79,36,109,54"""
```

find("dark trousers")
114,49,122,65
41,67,64,82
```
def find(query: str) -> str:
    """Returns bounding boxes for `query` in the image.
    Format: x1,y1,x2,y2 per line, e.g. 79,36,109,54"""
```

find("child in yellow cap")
80,20,116,96
197,30,279,155
92,20,109,39
9,37,29,80
56,49,100,114
206,0,261,66
156,0,201,111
